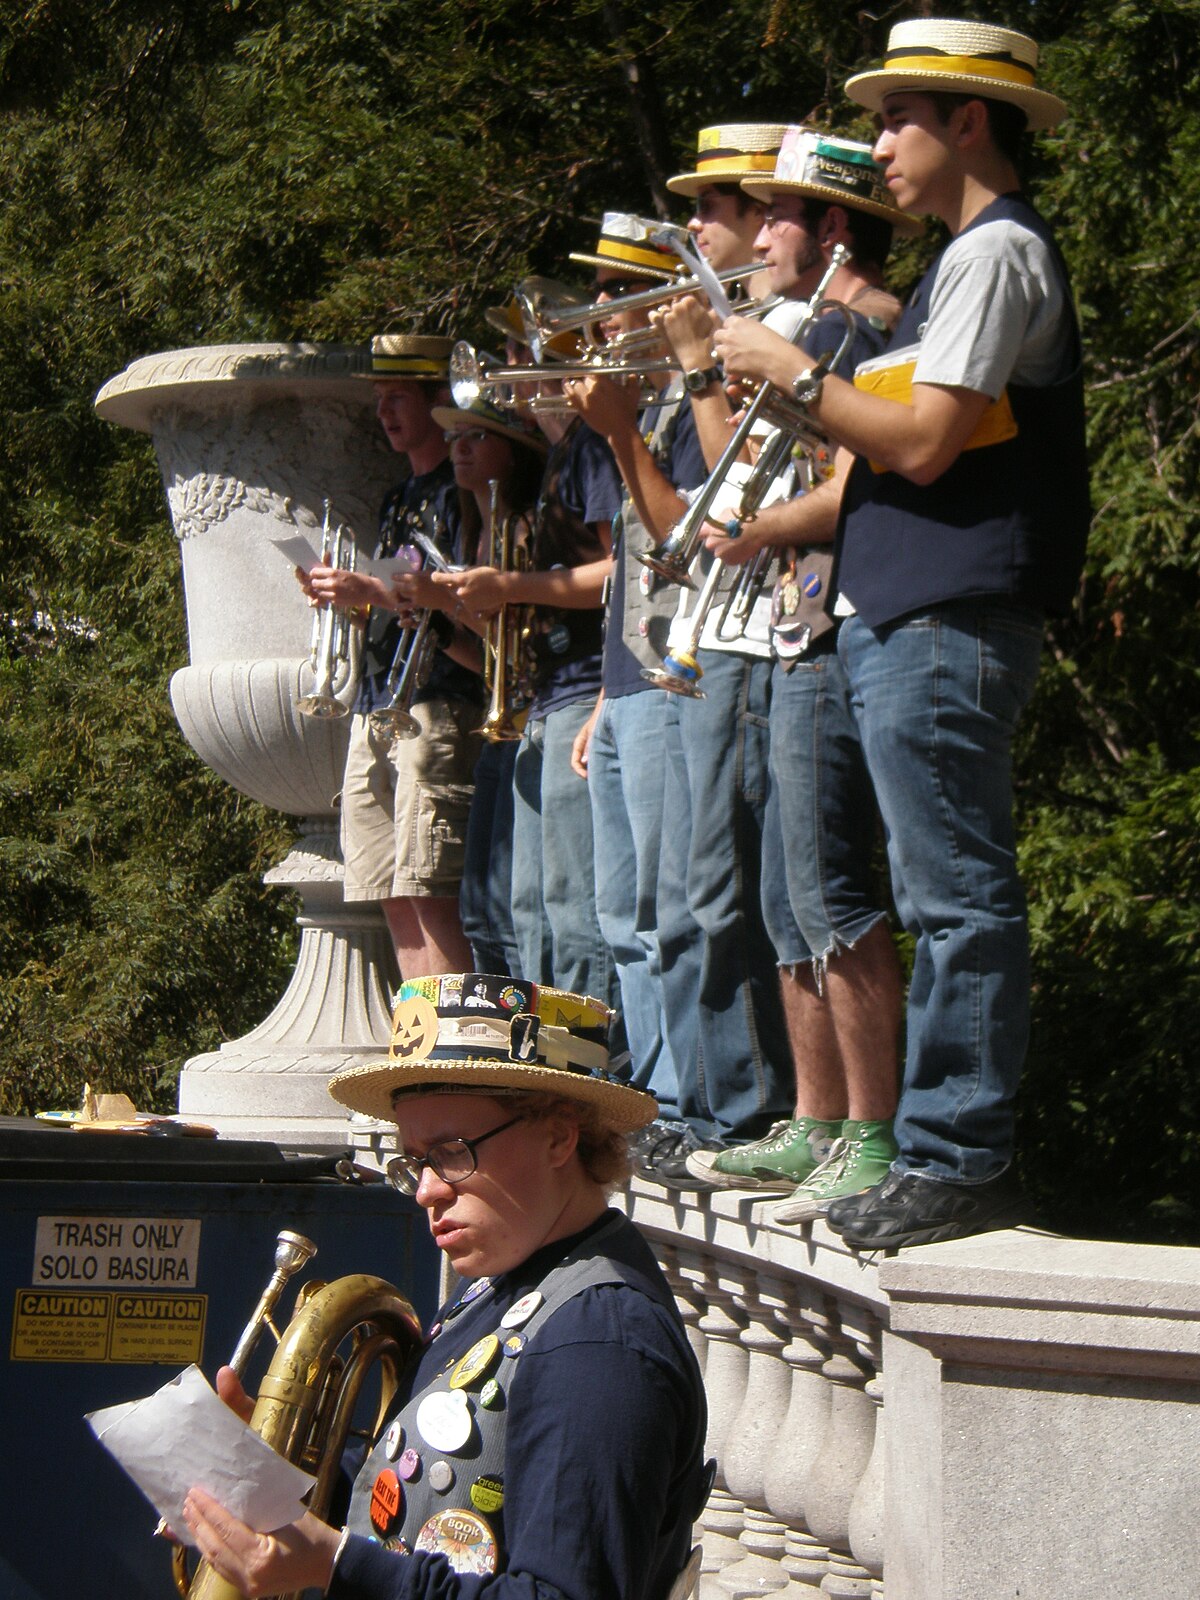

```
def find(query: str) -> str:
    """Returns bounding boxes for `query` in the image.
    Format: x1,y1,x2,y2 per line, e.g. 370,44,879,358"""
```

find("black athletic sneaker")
630,1120,726,1191
825,1167,1033,1251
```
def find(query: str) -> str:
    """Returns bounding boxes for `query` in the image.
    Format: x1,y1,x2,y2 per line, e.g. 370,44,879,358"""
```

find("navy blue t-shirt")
527,424,622,720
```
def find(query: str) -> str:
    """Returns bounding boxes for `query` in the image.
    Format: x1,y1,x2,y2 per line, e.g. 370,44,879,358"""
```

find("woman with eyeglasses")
180,974,708,1600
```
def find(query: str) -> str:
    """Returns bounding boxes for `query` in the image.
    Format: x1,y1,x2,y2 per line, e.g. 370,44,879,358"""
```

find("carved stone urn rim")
94,341,376,434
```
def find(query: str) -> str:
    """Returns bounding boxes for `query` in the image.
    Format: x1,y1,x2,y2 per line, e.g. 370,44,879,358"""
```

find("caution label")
10,1290,207,1364
33,1215,202,1288
11,1291,113,1362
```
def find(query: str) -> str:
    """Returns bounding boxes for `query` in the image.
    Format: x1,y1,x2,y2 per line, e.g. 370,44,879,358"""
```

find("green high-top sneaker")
770,1118,899,1223
684,1117,841,1192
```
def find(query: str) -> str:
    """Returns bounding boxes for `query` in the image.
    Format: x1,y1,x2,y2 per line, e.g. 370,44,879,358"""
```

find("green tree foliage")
0,0,1196,1239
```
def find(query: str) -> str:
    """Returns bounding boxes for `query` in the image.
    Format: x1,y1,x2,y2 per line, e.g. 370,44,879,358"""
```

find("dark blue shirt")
329,1211,706,1600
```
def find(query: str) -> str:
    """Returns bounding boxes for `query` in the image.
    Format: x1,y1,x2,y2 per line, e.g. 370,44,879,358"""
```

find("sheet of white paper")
86,1365,314,1547
267,533,422,583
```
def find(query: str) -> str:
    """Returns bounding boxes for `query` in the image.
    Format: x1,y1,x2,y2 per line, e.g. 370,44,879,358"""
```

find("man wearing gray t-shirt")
715,17,1089,1249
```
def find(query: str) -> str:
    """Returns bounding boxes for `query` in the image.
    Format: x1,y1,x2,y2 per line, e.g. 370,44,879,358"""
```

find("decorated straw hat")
844,18,1066,131
430,393,548,455
328,974,657,1134
484,294,586,361
666,123,790,198
741,127,922,234
366,333,456,381
568,212,684,283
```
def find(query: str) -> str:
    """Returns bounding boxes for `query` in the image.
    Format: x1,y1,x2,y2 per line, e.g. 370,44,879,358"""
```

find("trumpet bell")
368,706,423,744
296,689,352,719
641,650,707,699
635,542,699,589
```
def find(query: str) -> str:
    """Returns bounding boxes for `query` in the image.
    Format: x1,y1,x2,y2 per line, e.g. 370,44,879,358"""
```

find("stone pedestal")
95,344,400,1147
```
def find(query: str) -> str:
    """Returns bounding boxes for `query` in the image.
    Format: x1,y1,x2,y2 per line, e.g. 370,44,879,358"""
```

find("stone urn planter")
95,343,401,1147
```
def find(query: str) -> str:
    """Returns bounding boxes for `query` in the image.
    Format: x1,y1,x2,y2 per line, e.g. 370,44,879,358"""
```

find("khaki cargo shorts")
340,697,482,900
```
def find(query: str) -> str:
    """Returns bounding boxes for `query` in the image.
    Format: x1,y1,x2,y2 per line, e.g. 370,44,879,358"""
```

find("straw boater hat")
844,18,1066,131
741,127,923,235
568,212,684,283
484,295,586,361
328,974,657,1134
666,123,790,198
430,392,548,456
365,333,455,381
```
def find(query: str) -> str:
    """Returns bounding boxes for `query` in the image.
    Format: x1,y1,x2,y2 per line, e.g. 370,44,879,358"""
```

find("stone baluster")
716,1269,794,1599
840,1310,885,1596
801,1297,878,1599
765,1283,836,1593
695,1264,752,1595
667,1243,711,1378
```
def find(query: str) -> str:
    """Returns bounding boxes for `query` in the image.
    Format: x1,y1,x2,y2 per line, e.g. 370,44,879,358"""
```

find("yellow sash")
853,357,1017,472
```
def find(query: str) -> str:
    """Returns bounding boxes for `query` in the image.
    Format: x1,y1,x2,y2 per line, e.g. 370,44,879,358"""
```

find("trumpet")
368,520,461,746
450,340,675,417
515,263,763,363
297,501,360,718
478,480,535,743
637,245,854,589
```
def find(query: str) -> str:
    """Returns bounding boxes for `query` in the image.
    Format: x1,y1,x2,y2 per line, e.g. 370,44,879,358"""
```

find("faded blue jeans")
511,701,623,1049
655,650,793,1141
839,601,1044,1182
588,689,681,1118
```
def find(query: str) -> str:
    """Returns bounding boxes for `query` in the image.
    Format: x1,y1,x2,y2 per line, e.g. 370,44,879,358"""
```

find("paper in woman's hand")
86,1364,314,1546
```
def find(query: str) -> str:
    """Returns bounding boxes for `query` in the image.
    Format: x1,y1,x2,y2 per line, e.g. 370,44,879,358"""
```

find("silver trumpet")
297,501,360,718
637,245,853,589
450,339,676,417
514,263,764,363
367,523,462,746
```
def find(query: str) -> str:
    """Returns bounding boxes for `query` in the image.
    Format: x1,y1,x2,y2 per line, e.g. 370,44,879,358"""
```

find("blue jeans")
511,701,623,1046
761,640,888,975
588,690,680,1119
460,739,520,977
839,602,1044,1181
655,651,793,1141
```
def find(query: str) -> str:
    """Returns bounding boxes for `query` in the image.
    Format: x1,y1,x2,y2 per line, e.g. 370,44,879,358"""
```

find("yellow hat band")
371,355,447,377
596,238,679,273
694,151,780,175
881,49,1036,88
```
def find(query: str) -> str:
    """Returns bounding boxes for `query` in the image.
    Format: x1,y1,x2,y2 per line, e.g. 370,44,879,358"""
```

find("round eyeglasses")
385,1114,525,1195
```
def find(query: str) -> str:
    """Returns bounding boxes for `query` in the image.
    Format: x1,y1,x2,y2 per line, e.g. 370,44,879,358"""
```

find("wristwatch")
682,365,723,394
791,357,830,407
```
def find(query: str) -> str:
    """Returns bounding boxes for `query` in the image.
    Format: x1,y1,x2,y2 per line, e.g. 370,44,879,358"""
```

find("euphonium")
478,480,534,743
175,1230,422,1600
297,503,362,719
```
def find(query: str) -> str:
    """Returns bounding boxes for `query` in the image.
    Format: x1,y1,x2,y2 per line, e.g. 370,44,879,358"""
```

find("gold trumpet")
297,501,361,719
637,245,854,589
174,1229,423,1600
478,480,535,742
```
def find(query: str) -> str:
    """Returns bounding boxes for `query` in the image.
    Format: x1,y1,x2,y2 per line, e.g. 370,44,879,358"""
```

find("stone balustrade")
618,1177,1200,1600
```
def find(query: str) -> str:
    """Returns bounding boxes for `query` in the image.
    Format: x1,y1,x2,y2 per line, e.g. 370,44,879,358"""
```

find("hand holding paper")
86,1364,314,1549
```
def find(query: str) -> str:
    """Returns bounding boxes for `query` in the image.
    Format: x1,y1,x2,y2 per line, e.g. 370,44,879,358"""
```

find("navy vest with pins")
835,193,1089,629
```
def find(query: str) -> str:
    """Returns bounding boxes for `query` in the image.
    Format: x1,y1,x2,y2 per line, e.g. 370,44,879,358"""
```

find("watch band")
683,365,723,393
